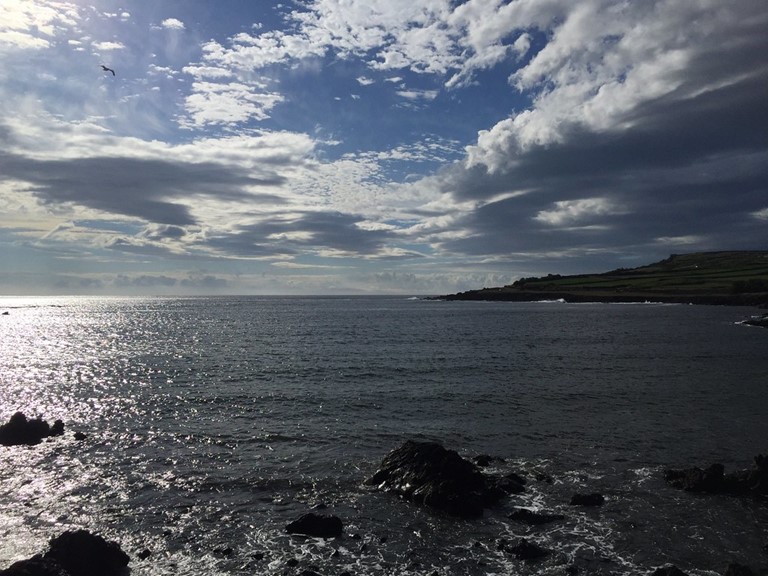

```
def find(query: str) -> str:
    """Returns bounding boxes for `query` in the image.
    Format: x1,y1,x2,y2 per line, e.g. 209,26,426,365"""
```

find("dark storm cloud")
207,211,394,258
0,153,286,226
139,224,188,240
436,39,768,262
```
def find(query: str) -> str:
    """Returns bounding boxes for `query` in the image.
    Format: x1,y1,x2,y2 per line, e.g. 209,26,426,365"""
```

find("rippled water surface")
0,296,766,575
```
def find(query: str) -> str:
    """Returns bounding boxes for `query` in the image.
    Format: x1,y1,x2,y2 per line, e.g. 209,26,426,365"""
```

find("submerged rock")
286,513,343,538
367,440,512,518
664,455,768,495
490,473,526,495
503,538,548,561
473,454,506,467
742,313,768,328
724,563,756,576
0,412,65,446
0,530,129,576
650,565,689,576
508,507,565,525
570,493,605,506
664,463,727,493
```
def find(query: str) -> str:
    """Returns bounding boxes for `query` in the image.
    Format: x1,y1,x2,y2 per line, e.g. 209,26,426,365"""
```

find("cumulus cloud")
161,18,185,31
418,0,768,265
466,0,768,170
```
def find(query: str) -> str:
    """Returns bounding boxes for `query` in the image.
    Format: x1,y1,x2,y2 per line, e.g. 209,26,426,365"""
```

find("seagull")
101,65,115,76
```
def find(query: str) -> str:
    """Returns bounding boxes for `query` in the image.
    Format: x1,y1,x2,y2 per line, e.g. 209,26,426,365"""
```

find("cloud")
182,81,284,126
534,198,619,227
161,18,185,31
0,151,286,226
2,0,767,295
93,41,125,51
467,0,768,170
396,88,438,101
753,208,768,221
407,0,768,263
181,0,551,97
208,210,396,260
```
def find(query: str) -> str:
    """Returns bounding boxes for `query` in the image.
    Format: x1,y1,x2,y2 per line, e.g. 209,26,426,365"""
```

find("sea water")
0,296,766,575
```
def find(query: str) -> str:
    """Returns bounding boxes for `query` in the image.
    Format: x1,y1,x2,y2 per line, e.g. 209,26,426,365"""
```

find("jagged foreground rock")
367,440,523,518
0,412,64,446
664,455,768,495
0,530,130,576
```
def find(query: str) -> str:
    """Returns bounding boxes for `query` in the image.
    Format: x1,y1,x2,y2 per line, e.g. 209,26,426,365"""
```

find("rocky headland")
433,251,768,308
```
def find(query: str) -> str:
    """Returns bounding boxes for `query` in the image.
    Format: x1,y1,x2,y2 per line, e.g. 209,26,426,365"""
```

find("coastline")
429,289,768,307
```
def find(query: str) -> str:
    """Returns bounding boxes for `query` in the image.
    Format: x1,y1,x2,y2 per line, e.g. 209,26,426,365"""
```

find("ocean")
0,296,766,575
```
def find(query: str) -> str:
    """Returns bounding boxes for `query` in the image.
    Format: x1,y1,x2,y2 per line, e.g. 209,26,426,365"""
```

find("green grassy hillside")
440,251,768,305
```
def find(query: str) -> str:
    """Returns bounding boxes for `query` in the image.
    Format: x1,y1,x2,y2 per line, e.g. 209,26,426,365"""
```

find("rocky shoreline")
431,288,768,307
1,415,765,575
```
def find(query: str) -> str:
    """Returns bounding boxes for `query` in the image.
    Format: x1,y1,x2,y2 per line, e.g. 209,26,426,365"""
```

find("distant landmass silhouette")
435,251,768,306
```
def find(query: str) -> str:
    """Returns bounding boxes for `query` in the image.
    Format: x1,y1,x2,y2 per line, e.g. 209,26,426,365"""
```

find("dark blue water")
1,297,766,575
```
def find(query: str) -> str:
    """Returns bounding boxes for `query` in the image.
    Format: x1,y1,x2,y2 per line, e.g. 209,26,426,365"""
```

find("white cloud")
182,81,284,126
0,1,80,50
534,198,617,226
396,88,438,100
512,33,531,58
93,41,125,51
0,30,50,50
654,235,707,246
182,0,547,103
466,0,766,173
752,208,768,221
162,18,185,31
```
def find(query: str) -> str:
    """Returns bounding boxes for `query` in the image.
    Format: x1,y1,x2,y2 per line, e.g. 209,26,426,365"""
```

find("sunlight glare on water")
1,298,147,425
1,296,767,575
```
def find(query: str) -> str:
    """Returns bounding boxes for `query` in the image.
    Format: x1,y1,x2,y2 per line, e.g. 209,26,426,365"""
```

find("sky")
0,0,766,296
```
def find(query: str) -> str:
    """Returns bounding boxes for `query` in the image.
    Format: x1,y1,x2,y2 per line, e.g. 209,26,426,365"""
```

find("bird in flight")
101,65,115,76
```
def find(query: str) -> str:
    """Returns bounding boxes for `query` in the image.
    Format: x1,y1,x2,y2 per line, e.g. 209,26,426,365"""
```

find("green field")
441,251,768,305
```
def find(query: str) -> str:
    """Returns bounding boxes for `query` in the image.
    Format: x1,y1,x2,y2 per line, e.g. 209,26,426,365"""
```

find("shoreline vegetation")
432,251,768,308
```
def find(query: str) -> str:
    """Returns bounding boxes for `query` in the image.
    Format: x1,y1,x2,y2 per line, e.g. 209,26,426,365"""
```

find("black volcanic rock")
0,555,65,576
367,440,510,518
570,493,605,506
473,454,507,467
664,455,768,495
664,463,726,492
0,412,65,446
508,507,565,525
45,530,129,576
743,313,768,328
724,563,756,576
0,530,129,576
286,513,343,538
489,473,526,495
504,538,549,561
